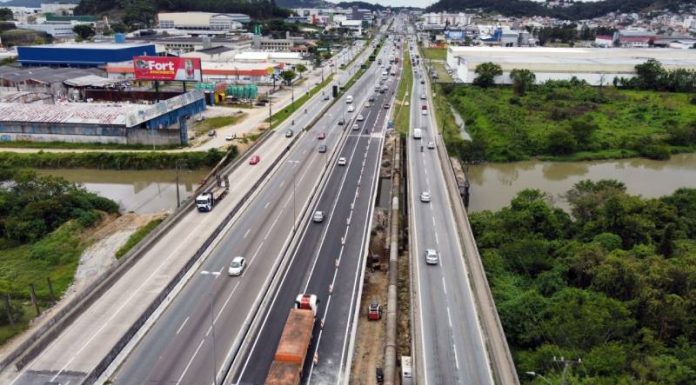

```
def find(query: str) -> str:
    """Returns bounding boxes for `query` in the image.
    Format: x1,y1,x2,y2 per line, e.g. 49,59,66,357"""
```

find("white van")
346,95,353,104
413,128,422,139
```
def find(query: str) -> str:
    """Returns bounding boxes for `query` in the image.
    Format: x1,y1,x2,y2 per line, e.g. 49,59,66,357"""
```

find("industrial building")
157,12,250,32
0,91,205,145
446,46,696,85
17,42,157,67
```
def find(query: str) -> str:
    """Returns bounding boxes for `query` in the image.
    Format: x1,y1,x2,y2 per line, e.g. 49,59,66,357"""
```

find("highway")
406,32,495,385
234,33,400,385
6,42,371,385
107,43,381,385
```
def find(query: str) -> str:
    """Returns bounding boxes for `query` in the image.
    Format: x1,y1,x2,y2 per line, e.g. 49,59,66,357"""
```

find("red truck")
263,294,319,385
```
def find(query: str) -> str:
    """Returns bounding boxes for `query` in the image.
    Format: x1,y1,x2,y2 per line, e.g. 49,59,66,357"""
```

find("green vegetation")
268,74,334,127
615,59,696,93
0,169,120,343
443,83,696,162
394,44,413,136
192,112,247,136
0,148,229,170
421,47,447,61
470,181,696,385
431,62,452,83
115,217,165,259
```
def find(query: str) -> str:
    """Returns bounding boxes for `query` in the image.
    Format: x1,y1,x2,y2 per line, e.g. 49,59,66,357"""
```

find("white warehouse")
446,46,696,85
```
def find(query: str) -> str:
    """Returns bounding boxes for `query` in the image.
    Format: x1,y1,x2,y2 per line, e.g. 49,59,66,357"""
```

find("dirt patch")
0,212,165,360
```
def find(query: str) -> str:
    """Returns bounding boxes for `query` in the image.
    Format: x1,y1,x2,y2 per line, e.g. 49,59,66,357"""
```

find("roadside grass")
432,62,453,83
268,74,334,127
394,43,413,137
431,85,462,156
115,217,165,259
192,113,247,136
449,86,696,162
421,47,447,61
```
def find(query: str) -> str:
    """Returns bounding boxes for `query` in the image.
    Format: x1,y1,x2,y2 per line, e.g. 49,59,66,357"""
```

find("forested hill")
427,0,695,20
74,0,290,20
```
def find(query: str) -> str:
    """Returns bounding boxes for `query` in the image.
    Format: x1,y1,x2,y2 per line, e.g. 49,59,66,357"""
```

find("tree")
658,223,676,257
634,59,665,90
280,70,296,86
546,128,576,155
0,8,13,21
73,24,95,41
473,62,502,88
294,63,307,78
509,68,536,96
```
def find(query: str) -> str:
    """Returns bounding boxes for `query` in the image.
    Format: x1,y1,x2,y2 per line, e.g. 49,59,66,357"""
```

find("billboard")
133,56,202,81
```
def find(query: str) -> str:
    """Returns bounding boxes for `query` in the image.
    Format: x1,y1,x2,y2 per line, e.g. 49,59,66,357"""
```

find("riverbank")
441,83,696,163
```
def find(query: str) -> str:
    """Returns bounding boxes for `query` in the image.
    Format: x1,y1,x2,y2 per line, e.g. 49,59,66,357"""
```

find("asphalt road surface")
234,36,400,385
406,34,495,385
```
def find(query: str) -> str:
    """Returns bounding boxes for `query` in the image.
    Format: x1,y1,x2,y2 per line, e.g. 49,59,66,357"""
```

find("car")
368,95,375,102
424,249,439,265
347,105,355,112
420,191,431,203
323,94,330,100
383,103,390,109
318,144,328,153
249,155,260,165
421,94,426,100
225,134,234,141
338,157,347,166
313,211,325,223
338,118,345,125
228,256,246,276
420,79,425,85
352,123,360,131
427,141,435,149
318,132,326,140
357,114,364,121
207,130,216,137
365,102,371,108
285,129,294,138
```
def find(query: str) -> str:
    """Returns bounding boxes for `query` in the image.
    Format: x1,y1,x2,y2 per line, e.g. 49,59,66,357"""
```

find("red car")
249,155,260,165
317,132,326,140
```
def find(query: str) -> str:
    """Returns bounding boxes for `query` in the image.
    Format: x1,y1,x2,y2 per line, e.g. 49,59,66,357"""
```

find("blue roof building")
18,43,157,68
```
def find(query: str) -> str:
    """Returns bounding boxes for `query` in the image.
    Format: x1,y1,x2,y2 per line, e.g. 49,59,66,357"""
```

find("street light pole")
268,90,272,131
525,372,554,385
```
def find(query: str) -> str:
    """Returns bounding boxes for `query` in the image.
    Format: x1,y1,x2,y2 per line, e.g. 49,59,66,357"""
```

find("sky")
327,0,604,10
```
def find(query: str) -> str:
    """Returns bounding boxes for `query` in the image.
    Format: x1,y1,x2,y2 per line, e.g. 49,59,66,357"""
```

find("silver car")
425,249,439,265
228,256,246,276
313,211,325,223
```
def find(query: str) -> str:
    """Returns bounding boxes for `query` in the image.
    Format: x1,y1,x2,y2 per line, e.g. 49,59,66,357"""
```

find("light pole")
268,90,272,131
175,159,187,208
200,270,221,385
525,372,554,385
291,79,295,110
287,159,299,231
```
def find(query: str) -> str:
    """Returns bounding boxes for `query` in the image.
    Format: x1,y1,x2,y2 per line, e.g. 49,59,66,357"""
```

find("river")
467,153,696,213
37,169,211,214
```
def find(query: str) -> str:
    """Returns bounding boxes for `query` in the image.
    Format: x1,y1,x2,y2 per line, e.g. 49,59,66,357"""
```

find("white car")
313,211,325,223
338,157,347,166
427,141,435,149
348,105,355,112
420,191,431,203
357,114,364,121
421,94,426,100
425,249,439,265
228,256,246,276
352,123,360,131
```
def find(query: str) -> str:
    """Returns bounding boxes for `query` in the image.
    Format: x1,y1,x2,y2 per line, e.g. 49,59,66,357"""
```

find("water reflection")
468,154,696,213
36,169,210,214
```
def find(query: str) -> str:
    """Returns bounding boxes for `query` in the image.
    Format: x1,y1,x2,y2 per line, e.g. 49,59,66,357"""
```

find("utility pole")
554,356,582,385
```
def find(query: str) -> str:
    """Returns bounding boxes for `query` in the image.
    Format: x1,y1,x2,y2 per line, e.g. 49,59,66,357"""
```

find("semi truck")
263,294,319,385
195,175,229,212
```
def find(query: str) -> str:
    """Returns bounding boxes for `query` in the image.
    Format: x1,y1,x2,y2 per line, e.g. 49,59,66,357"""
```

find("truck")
195,175,229,212
413,128,422,140
263,294,319,385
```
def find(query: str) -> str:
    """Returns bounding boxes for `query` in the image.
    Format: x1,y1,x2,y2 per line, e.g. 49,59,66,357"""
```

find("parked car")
225,134,234,141
228,256,246,276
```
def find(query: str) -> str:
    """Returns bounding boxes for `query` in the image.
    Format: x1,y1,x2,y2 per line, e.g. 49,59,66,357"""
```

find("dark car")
285,129,293,138
318,144,328,153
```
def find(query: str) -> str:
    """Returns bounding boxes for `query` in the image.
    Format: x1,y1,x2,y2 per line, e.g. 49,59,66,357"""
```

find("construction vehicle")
263,294,319,385
195,174,229,212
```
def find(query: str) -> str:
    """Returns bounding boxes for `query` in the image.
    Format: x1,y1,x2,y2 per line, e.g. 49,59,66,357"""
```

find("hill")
276,0,329,7
0,0,78,7
74,0,290,22
427,0,695,20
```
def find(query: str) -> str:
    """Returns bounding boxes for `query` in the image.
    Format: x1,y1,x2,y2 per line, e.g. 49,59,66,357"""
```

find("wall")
0,122,182,145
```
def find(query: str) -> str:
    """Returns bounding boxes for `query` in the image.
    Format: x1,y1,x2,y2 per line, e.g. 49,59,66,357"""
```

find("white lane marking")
279,180,285,188
447,306,453,328
176,317,189,335
175,338,206,385
243,229,251,239
264,201,270,209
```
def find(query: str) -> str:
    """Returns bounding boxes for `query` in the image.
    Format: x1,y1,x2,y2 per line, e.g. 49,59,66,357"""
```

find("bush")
639,144,671,160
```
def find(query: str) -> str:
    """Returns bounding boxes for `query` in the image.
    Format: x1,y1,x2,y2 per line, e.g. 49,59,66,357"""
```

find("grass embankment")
115,217,165,259
446,84,696,162
394,43,413,137
0,148,230,170
191,112,247,136
431,84,463,156
268,74,334,127
421,47,447,61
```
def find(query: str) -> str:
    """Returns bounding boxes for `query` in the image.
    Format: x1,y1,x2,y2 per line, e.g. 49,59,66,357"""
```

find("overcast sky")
327,0,603,9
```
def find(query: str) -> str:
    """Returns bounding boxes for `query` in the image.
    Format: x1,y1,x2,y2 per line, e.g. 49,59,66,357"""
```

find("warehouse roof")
20,42,155,50
0,102,139,125
0,66,102,84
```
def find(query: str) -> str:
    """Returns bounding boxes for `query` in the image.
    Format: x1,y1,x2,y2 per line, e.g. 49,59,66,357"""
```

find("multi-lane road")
406,33,495,385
